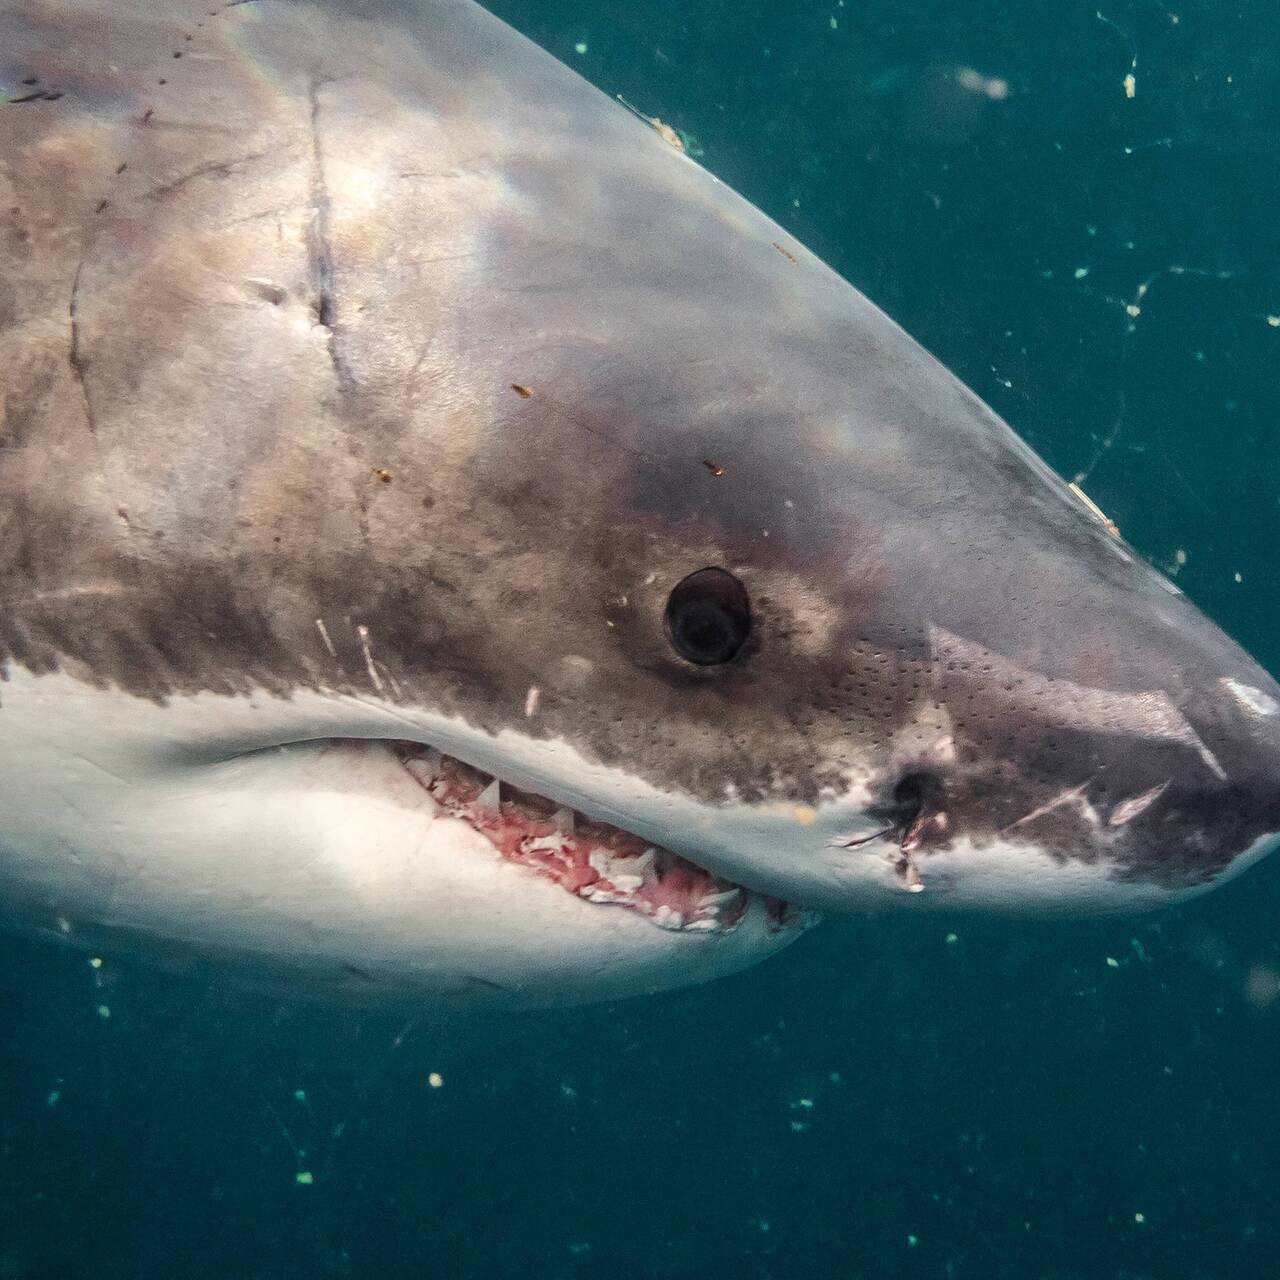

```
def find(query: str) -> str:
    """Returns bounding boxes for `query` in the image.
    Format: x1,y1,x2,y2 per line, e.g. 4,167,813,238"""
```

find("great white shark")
2,0,1278,1006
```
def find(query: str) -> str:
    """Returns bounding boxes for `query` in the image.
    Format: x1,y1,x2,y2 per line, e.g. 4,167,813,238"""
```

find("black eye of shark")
664,568,752,666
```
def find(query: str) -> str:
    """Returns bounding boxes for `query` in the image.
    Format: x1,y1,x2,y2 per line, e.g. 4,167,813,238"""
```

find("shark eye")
664,568,752,665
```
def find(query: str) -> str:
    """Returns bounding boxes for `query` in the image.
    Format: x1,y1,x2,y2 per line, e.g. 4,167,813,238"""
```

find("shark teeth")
651,905,686,930
630,847,658,877
695,888,742,912
392,740,800,936
473,777,502,817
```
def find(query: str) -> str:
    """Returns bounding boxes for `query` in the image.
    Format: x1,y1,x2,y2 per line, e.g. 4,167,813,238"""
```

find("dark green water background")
3,1,1280,1276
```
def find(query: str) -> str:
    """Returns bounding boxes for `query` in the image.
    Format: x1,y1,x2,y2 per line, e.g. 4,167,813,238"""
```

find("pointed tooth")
402,756,435,787
652,905,686,931
474,778,502,816
608,875,643,893
696,888,741,911
630,847,657,877
552,807,576,837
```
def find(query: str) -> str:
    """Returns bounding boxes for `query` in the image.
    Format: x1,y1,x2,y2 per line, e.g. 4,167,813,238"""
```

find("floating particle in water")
946,932,959,944
295,1171,314,1186
574,41,587,55
427,1071,444,1088
955,66,1010,100
1245,966,1280,1008
96,1004,111,1018
47,1089,60,1108
1105,956,1120,969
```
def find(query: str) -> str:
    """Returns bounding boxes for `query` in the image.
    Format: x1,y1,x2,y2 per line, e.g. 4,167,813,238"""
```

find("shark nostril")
892,769,946,822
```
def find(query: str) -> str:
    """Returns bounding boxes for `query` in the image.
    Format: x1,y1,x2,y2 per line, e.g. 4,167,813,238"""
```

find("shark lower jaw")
388,740,809,938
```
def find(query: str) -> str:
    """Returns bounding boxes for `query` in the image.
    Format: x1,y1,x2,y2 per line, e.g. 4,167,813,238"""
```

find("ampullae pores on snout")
2,0,1279,1005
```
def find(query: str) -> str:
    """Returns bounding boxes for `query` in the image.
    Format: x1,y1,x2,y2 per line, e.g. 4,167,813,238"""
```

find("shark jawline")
389,740,804,936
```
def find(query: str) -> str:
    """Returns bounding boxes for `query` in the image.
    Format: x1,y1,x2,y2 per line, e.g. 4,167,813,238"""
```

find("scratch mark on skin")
142,149,272,201
68,261,97,434
1109,780,1169,827
315,617,337,657
1000,781,1092,835
356,624,384,694
356,623,401,699
5,583,141,609
306,74,354,392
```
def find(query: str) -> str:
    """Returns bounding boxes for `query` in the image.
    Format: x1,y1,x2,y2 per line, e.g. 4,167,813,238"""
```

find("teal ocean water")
3,1,1279,1276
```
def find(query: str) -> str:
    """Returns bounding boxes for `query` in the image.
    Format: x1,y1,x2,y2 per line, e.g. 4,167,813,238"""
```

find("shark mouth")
393,742,802,935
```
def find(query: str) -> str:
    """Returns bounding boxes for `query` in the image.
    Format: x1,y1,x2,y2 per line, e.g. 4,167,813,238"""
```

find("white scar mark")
355,624,400,699
314,617,337,657
1108,781,1169,827
524,686,541,718
7,583,142,606
1001,781,1093,835
1221,677,1279,719
930,628,1227,780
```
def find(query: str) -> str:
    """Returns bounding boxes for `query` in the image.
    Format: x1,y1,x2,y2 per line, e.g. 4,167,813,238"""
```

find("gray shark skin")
1,0,1279,1005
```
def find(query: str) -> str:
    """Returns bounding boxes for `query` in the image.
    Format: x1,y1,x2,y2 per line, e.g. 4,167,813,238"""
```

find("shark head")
2,0,1278,1005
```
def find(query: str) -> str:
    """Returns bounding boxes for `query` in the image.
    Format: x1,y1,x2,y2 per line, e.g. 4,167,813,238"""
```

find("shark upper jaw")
388,738,810,937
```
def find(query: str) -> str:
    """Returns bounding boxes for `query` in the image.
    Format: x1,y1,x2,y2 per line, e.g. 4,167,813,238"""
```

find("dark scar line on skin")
142,149,274,201
306,72,355,394
68,261,97,434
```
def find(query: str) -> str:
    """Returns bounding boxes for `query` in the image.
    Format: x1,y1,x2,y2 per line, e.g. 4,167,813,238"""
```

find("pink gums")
399,745,796,934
